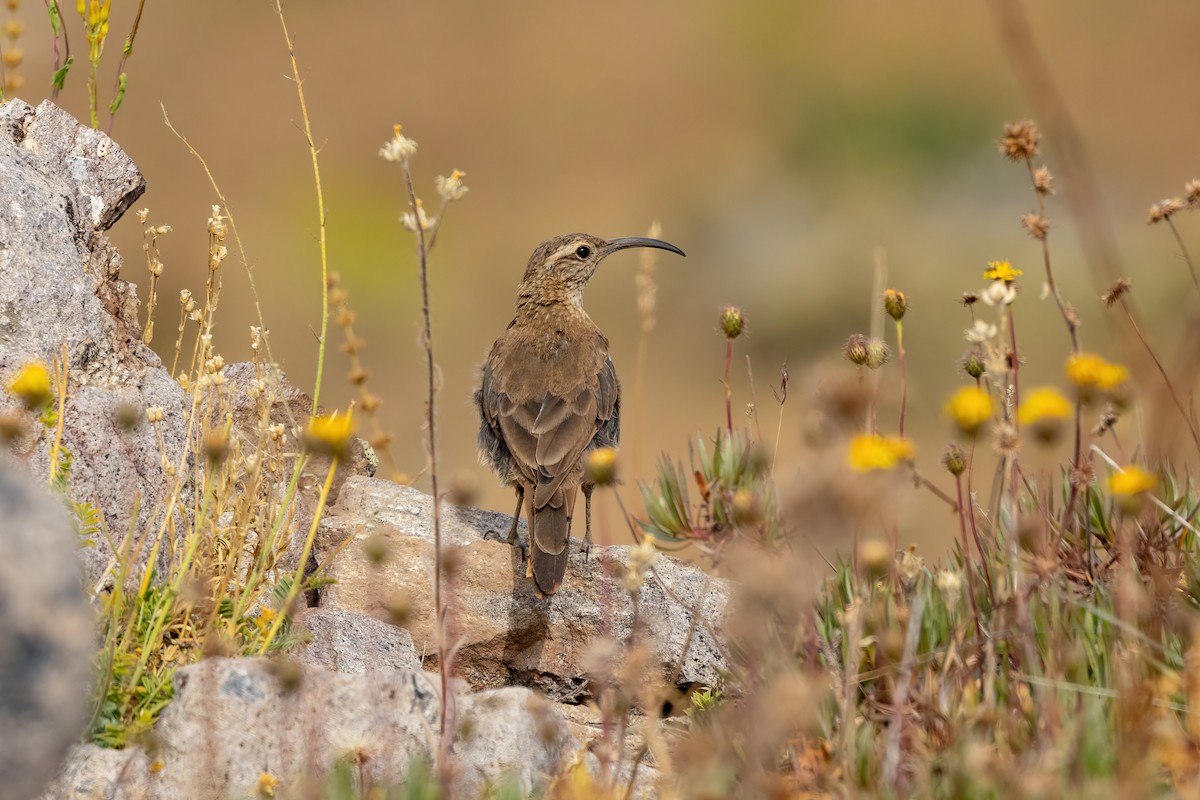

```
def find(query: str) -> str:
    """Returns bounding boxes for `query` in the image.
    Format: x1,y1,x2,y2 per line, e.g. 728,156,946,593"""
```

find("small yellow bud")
883,288,907,321
718,306,745,339
585,447,618,487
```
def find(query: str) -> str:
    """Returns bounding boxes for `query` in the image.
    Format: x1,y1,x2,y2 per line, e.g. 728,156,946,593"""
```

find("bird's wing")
486,341,618,505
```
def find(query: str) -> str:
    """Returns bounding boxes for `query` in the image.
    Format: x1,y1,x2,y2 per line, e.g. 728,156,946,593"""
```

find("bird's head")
518,232,685,305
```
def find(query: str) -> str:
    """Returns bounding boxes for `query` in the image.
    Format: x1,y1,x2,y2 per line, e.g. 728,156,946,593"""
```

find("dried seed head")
990,421,1021,457
719,306,745,339
960,291,979,307
858,538,891,581
999,120,1040,161
203,428,229,466
864,338,890,370
1186,180,1200,208
961,348,987,379
1148,198,1184,224
1033,166,1054,194
1020,212,1049,240
843,333,870,366
883,288,908,321
114,401,143,431
941,443,967,477
1102,278,1132,307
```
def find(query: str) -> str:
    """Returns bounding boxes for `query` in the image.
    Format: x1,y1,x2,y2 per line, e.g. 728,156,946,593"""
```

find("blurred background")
9,1,1200,557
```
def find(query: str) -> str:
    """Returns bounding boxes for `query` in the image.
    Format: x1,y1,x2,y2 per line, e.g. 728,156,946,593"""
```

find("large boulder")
0,98,185,587
315,477,729,697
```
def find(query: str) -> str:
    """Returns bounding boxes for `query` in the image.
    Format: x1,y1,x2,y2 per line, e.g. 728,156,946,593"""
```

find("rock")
0,99,186,587
452,687,575,797
293,607,420,674
143,657,580,798
39,744,151,800
316,477,729,697
0,459,94,800
150,657,441,797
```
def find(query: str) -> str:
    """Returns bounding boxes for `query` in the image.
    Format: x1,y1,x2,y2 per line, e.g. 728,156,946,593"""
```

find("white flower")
379,125,418,164
965,319,998,343
435,170,469,202
400,201,437,233
981,280,1017,306
936,569,962,598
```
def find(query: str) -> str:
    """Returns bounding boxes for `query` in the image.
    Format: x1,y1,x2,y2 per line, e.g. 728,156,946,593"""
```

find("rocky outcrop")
315,477,729,698
0,99,184,587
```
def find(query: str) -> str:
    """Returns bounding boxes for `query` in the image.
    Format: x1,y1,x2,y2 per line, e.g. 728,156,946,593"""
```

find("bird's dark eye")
575,245,591,259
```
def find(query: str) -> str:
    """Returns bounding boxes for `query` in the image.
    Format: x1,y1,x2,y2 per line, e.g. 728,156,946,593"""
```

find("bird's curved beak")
601,237,686,258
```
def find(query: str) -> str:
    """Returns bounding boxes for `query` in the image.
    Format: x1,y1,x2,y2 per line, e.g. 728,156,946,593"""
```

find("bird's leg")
582,483,594,561
507,485,527,562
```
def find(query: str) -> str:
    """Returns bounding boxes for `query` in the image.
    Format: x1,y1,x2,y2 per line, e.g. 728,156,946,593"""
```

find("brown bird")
475,233,686,595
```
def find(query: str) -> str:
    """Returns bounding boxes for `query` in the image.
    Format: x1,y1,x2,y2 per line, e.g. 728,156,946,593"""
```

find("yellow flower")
1066,353,1128,392
303,410,356,458
584,447,618,486
6,361,52,410
945,386,994,434
1018,387,1073,444
256,771,281,798
983,260,1023,282
1108,465,1156,497
1017,387,1072,426
847,434,914,472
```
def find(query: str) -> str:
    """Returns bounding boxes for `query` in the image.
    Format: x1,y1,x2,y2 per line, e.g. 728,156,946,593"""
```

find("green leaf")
52,57,74,92
108,72,127,115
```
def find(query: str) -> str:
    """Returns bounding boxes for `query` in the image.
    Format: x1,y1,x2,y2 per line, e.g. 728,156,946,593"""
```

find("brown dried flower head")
1020,212,1049,240
1101,278,1132,308
1148,197,1184,224
1033,166,1054,195
843,333,870,366
960,292,979,307
999,120,1040,161
1186,180,1200,208
941,443,967,477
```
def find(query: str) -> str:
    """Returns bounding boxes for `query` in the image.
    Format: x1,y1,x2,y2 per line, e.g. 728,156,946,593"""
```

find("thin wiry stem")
275,2,330,412
400,165,451,775
723,338,734,434
1165,217,1200,299
955,475,985,639
104,0,145,135
1114,299,1200,452
896,319,907,437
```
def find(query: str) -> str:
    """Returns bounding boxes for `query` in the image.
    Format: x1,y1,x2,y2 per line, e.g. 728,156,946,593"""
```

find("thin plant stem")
275,1,330,412
896,319,907,437
44,0,71,103
965,438,996,605
399,163,450,767
104,0,145,135
723,338,734,434
955,475,985,639
258,456,338,654
1114,299,1200,452
1165,217,1200,299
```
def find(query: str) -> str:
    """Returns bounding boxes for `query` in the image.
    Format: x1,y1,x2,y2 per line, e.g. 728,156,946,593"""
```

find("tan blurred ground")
11,2,1200,560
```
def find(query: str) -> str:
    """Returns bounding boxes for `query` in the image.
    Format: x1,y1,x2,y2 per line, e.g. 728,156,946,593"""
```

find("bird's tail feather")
529,489,572,595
